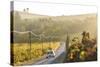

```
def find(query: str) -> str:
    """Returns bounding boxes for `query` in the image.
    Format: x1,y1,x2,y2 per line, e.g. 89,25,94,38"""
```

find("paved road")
33,42,66,65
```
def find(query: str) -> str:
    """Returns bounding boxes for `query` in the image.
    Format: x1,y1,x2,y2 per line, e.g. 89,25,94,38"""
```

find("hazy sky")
13,1,97,16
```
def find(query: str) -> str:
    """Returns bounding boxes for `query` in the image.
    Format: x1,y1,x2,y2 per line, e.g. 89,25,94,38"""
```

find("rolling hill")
11,11,97,43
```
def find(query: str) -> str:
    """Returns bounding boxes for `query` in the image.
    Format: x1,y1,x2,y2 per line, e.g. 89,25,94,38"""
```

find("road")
33,42,66,65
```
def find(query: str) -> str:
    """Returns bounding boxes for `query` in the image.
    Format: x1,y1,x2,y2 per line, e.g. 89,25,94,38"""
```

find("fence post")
29,31,32,59
64,33,70,62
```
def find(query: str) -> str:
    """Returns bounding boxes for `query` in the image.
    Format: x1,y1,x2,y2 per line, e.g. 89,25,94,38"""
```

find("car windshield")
47,51,53,54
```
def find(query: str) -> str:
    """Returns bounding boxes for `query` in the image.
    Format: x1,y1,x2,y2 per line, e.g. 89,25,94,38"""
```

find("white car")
46,49,55,58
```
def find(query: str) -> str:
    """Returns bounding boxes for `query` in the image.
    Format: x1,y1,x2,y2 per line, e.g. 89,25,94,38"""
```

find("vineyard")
12,42,60,65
